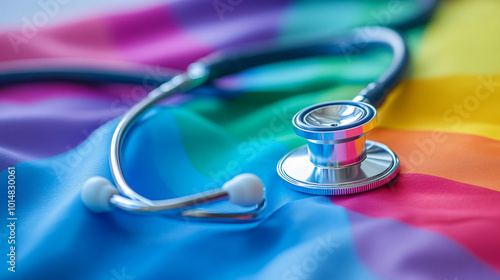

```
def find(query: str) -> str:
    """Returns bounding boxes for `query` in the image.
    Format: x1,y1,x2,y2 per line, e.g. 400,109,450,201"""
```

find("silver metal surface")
109,73,195,206
293,101,377,141
109,188,229,213
307,135,367,167
277,140,399,195
109,190,266,222
180,199,266,222
304,104,365,128
293,101,377,167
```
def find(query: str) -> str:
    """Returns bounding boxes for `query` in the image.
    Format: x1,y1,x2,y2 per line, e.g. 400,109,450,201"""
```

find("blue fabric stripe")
0,107,382,279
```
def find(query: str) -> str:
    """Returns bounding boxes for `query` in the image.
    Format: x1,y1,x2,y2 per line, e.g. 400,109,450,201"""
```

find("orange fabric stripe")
368,128,500,192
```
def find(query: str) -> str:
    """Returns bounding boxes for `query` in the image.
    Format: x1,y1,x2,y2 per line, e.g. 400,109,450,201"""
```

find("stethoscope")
79,26,406,222
1,0,438,222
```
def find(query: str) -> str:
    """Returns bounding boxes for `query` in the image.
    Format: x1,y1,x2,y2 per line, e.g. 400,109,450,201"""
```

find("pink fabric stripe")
332,173,500,272
105,5,214,69
0,17,119,61
0,4,214,69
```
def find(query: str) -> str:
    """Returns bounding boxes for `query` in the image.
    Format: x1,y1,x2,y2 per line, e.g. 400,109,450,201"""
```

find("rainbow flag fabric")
1,0,500,279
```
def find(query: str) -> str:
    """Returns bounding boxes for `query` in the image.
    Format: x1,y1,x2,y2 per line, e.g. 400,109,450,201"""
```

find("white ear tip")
81,176,118,213
222,173,265,207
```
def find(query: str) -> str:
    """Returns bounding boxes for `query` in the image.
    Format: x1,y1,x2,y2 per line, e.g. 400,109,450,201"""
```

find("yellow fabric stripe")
378,75,500,141
413,0,500,78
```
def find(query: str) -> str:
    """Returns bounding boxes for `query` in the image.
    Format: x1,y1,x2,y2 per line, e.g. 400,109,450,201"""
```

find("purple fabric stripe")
347,210,500,280
0,98,124,170
0,92,189,171
170,0,291,48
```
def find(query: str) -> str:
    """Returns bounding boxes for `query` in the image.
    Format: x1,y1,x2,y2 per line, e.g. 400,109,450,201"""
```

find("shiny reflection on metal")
293,101,377,141
277,140,399,195
304,105,365,128
292,101,378,168
109,190,266,223
307,135,367,167
181,199,266,222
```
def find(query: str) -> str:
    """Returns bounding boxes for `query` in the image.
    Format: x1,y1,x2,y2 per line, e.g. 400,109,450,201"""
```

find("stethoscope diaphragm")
277,101,399,195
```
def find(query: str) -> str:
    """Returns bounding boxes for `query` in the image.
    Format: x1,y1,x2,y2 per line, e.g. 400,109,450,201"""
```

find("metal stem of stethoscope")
109,70,204,205
82,65,267,222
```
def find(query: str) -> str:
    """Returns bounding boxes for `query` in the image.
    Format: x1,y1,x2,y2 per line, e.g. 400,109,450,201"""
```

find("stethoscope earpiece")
81,177,119,213
221,174,265,207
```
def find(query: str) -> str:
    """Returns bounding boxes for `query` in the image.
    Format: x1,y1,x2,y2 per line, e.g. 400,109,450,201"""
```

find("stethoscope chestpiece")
277,101,399,195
